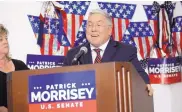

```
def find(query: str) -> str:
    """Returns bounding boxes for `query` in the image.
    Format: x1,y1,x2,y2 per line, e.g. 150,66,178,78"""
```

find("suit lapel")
82,43,93,64
101,39,118,62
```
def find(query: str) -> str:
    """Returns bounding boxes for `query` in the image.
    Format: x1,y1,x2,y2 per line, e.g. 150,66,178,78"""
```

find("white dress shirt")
90,39,110,63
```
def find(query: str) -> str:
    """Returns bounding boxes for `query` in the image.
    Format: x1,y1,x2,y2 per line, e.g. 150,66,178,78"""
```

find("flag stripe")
112,18,115,40
48,34,54,55
71,14,76,47
114,18,119,41
63,13,69,56
138,37,144,59
40,34,45,55
145,36,150,57
141,37,147,58
118,19,122,41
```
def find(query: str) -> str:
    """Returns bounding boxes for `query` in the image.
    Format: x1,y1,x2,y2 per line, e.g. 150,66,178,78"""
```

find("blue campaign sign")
28,70,96,104
26,54,65,69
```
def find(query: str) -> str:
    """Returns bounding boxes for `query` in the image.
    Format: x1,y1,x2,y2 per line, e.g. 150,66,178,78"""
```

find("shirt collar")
90,39,110,51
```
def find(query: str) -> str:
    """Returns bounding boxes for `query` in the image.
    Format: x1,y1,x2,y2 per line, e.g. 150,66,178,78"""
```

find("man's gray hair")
89,9,112,26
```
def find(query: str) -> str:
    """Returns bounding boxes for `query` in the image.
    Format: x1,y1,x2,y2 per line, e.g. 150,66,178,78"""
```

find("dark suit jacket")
63,39,150,84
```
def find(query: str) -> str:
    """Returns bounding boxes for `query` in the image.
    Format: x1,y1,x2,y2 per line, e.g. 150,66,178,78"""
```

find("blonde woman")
0,24,29,112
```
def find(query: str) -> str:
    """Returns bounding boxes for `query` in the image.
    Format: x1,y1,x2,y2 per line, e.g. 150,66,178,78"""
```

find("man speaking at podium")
63,9,153,96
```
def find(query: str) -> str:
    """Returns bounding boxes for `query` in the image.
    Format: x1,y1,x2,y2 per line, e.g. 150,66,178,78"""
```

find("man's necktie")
93,48,101,63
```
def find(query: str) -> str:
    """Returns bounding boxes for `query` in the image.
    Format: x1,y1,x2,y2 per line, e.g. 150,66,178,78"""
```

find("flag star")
34,22,38,27
140,23,144,27
69,1,73,4
125,35,129,39
99,3,104,8
131,27,135,32
151,6,155,10
134,23,137,27
30,16,34,22
79,33,83,37
64,4,69,9
73,4,77,9
178,17,182,22
111,8,116,13
115,4,119,8
138,27,142,31
51,24,56,29
56,21,59,25
148,10,151,14
77,9,82,14
62,40,67,45
129,41,133,44
69,8,73,13
129,5,135,10
81,5,86,10
142,31,146,35
83,38,87,42
79,42,83,45
122,13,127,18
175,23,179,27
77,1,81,5
178,27,181,31
119,9,124,13
144,6,148,9
85,1,90,6
169,9,173,13
109,12,113,16
115,12,120,17
126,10,131,14
107,3,111,8
44,24,48,28
135,32,139,36
48,28,52,33
145,26,149,31
123,5,127,9
151,15,156,19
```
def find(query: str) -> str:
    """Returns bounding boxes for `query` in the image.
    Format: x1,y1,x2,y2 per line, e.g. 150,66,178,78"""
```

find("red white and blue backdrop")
26,1,182,84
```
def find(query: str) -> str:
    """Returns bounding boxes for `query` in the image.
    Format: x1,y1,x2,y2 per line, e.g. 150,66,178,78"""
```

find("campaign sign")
148,57,182,84
26,54,65,69
28,70,96,112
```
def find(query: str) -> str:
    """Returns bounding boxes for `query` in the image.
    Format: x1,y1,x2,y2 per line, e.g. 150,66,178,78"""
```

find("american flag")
143,5,161,58
98,2,136,41
57,1,91,55
143,3,177,58
121,33,136,47
28,15,70,55
172,16,182,56
74,20,88,46
127,22,154,59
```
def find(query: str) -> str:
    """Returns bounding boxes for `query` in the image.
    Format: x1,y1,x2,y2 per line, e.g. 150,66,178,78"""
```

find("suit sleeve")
129,47,150,84
63,50,72,66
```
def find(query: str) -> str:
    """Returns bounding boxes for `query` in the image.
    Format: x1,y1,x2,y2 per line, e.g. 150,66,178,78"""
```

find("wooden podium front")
7,62,153,112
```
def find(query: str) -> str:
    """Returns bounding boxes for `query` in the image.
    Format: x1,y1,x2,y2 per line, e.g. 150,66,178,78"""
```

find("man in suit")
63,9,153,96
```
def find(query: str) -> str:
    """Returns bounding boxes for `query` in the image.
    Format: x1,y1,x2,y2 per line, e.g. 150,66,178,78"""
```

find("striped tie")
93,48,101,63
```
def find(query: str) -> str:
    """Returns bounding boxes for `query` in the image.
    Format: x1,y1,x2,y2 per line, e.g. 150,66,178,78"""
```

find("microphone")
71,46,88,64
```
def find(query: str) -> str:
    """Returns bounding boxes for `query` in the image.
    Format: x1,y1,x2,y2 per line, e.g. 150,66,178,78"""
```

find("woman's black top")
0,59,29,107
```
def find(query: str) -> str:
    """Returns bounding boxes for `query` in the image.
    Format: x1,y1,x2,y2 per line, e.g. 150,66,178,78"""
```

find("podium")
7,62,153,112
